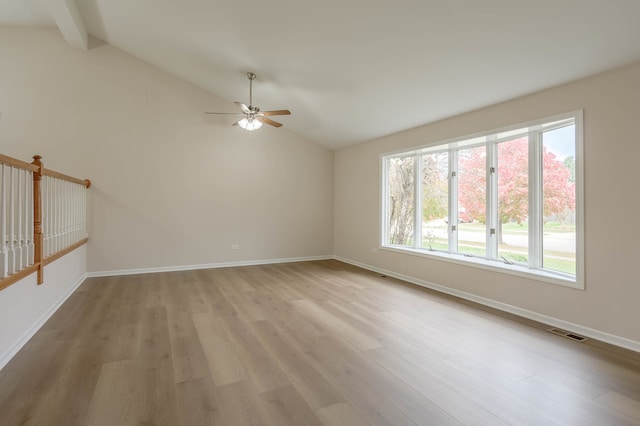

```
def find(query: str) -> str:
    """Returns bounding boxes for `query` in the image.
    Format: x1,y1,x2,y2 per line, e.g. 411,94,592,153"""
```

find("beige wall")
335,62,640,344
0,27,334,272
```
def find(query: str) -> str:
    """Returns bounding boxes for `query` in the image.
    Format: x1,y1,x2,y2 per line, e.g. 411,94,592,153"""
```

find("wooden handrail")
0,153,90,290
0,154,39,172
43,238,88,266
42,168,91,188
0,264,40,292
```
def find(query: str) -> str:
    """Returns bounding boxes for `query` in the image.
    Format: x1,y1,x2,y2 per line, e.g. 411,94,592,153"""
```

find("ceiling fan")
205,72,291,131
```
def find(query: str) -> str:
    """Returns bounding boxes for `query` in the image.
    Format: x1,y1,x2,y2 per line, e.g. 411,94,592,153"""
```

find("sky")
543,125,575,161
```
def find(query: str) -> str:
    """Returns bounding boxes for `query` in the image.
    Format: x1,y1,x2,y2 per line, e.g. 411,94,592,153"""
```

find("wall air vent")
548,328,588,342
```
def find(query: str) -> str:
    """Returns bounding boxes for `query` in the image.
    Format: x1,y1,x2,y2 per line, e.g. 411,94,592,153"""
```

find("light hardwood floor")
0,260,639,425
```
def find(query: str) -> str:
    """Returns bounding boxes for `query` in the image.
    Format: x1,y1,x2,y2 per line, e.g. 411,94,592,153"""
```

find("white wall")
0,27,334,273
0,245,86,369
334,62,640,346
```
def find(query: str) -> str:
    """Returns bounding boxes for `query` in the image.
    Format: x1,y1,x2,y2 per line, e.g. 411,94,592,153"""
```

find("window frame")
380,110,584,289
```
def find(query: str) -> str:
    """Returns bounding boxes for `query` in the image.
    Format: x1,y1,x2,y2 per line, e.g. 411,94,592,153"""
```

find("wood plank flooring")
1,260,639,425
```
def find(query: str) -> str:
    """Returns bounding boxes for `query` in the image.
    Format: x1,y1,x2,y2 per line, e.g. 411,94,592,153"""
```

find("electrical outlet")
231,244,239,250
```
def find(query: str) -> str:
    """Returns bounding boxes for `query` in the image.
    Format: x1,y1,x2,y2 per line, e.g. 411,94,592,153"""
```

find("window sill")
380,245,583,290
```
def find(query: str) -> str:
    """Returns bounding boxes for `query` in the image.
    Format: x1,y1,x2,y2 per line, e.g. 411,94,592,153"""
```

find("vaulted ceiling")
3,0,640,149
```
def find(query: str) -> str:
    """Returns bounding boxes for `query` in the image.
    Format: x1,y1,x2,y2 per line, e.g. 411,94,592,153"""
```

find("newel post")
31,155,43,284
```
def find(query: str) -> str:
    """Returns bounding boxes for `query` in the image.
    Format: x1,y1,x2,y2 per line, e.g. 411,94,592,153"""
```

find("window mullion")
529,130,542,268
487,137,498,259
449,149,458,253
414,155,421,249
382,157,390,246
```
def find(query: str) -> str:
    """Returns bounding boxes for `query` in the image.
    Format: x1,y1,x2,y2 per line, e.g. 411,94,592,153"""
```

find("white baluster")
42,176,47,257
61,179,65,250
62,180,66,249
65,180,70,248
74,183,80,243
22,171,28,267
55,178,58,252
78,184,82,241
69,182,74,246
59,178,63,251
8,167,15,274
74,183,78,243
17,168,23,269
82,183,87,238
59,179,63,251
18,169,28,270
69,182,74,245
49,176,53,256
47,176,53,257
68,182,72,246
43,175,48,258
1,164,7,278
65,181,70,248
44,175,49,257
54,177,59,254
48,176,53,256
78,183,82,242
50,176,55,256
27,171,34,265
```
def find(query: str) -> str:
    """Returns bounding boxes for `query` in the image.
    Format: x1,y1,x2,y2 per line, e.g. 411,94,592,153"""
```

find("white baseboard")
0,272,88,371
86,255,334,278
334,256,640,354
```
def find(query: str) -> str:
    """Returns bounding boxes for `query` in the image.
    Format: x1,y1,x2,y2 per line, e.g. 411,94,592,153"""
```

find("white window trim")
380,110,584,290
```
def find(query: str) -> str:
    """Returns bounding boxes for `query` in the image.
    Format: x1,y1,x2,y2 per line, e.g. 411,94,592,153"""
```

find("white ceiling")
3,0,640,150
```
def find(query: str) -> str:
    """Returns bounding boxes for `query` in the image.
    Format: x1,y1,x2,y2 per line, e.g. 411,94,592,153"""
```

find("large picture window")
382,111,583,288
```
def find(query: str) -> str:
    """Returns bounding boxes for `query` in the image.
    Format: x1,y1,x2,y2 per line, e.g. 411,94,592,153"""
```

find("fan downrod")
247,72,257,108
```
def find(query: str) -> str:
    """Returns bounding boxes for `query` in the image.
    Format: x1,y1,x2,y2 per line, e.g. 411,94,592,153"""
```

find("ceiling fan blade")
232,119,243,126
260,110,291,117
258,117,283,128
235,102,251,114
205,112,244,115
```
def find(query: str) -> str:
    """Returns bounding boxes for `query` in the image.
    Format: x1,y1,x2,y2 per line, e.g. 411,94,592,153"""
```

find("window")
382,111,583,288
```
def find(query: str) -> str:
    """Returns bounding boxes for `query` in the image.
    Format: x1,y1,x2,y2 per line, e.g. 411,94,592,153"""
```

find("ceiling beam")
46,0,88,49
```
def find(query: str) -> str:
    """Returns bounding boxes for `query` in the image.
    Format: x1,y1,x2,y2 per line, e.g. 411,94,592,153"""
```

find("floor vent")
548,328,588,342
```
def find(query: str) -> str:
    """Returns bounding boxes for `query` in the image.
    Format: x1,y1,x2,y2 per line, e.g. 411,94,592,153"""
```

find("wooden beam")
46,0,88,50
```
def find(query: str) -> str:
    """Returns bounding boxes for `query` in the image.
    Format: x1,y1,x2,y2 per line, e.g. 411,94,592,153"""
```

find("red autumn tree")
458,138,575,227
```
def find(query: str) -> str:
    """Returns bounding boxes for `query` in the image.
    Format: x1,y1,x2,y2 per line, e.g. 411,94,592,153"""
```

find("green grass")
499,252,528,263
420,219,577,274
422,241,448,251
421,238,576,275
543,257,576,275
542,222,576,233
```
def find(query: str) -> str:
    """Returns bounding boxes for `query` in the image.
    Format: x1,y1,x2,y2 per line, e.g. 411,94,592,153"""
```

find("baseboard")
334,256,640,354
0,272,88,371
86,255,334,278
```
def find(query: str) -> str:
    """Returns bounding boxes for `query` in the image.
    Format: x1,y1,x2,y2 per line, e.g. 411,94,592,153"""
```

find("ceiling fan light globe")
251,120,263,130
238,117,262,131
